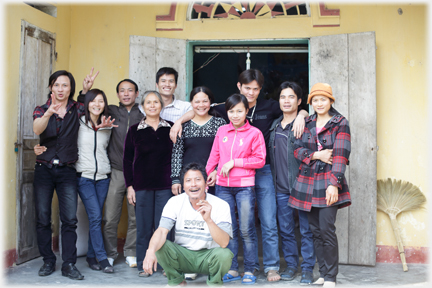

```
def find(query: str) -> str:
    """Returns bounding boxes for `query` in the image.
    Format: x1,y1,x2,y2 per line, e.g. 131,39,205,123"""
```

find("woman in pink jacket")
206,93,266,285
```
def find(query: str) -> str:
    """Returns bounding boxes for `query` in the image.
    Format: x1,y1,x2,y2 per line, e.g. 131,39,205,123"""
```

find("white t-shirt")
159,193,232,251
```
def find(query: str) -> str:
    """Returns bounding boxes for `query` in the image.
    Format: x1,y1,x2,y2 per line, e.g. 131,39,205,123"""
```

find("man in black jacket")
79,69,143,268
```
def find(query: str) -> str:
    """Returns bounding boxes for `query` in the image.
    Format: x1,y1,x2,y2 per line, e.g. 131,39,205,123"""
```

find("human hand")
318,149,333,165
207,170,217,186
127,186,136,206
172,184,182,195
34,144,47,155
326,185,338,206
46,93,63,118
169,122,183,143
196,199,212,222
220,160,234,177
292,113,306,138
143,251,158,275
82,67,99,94
95,116,119,129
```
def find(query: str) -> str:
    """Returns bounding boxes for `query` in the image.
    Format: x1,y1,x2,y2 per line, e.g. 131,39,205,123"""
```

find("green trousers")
156,240,234,286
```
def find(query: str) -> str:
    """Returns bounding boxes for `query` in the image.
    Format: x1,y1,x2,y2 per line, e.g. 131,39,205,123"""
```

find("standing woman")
288,83,351,288
206,93,266,285
123,90,174,277
171,86,226,196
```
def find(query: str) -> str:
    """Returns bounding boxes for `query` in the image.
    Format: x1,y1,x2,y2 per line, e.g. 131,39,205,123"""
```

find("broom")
377,178,426,272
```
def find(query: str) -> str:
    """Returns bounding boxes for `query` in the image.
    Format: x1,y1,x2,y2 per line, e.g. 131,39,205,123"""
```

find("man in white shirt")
140,67,192,123
142,163,233,286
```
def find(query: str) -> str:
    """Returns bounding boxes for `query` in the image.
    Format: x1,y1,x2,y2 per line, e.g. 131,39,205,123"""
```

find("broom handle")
389,215,408,272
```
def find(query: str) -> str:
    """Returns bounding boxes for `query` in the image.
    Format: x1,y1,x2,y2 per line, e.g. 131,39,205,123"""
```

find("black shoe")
38,262,55,276
86,257,101,271
280,267,297,281
61,263,84,280
99,259,114,273
300,270,314,285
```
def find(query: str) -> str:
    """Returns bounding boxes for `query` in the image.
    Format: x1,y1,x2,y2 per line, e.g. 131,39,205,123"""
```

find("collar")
137,117,171,131
305,113,344,124
164,96,178,108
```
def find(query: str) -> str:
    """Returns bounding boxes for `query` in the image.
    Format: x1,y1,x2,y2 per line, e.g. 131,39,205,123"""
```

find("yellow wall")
3,2,428,253
3,2,72,251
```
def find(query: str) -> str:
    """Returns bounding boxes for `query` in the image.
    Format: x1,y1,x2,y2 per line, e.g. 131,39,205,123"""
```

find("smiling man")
142,162,233,286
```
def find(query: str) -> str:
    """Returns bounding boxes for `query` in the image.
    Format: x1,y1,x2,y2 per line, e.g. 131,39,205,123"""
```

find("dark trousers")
307,206,339,282
33,163,78,268
135,189,173,272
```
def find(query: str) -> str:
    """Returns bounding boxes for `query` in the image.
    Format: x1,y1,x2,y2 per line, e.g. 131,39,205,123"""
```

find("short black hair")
48,70,76,100
156,67,178,84
238,69,264,88
116,79,139,93
180,162,208,187
277,81,303,101
225,93,249,113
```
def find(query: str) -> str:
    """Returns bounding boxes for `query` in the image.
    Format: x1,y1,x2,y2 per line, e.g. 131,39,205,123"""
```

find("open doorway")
191,42,309,112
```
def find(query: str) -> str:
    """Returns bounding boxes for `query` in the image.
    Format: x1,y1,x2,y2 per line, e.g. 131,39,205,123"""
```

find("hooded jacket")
206,120,266,187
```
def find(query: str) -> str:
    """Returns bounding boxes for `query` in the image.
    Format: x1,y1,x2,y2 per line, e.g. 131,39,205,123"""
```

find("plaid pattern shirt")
33,98,85,166
288,113,352,212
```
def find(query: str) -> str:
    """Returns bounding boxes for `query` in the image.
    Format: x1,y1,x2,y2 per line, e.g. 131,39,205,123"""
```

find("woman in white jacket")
35,88,117,273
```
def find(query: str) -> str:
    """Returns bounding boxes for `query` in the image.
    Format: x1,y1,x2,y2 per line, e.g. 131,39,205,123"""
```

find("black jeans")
307,206,339,282
34,163,78,268
135,189,173,272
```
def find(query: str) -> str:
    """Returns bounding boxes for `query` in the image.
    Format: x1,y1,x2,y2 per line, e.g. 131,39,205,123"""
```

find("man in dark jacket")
79,69,143,268
33,70,85,280
268,81,315,285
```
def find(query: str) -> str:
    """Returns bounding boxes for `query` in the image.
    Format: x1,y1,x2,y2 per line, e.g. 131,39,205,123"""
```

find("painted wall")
3,2,72,253
3,2,428,262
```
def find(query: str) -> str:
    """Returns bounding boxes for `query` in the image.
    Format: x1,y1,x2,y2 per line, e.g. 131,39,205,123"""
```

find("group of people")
32,66,351,288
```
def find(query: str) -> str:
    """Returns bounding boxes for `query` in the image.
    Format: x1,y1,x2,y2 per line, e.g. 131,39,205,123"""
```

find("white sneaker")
125,256,137,268
313,277,325,285
323,281,336,288
107,257,114,266
185,273,198,280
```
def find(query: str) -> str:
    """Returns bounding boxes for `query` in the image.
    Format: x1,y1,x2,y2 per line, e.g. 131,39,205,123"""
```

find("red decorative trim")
4,249,17,268
284,2,302,10
156,3,177,21
156,28,184,31
313,24,340,27
319,2,340,16
376,245,428,264
240,12,256,19
193,4,214,15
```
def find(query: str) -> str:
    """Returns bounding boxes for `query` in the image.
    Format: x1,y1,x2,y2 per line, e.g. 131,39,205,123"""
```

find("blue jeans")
77,177,110,261
33,163,78,268
254,164,279,273
135,189,173,272
276,193,315,272
215,185,257,273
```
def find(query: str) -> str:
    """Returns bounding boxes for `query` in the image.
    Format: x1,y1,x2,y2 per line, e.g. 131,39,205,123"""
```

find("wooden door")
129,36,188,101
310,32,377,266
16,21,55,264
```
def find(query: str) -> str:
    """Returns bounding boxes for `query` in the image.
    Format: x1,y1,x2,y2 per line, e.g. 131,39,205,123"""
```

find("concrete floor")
3,252,430,287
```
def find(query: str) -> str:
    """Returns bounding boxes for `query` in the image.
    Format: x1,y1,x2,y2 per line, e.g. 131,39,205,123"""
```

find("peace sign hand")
46,93,62,118
82,67,100,94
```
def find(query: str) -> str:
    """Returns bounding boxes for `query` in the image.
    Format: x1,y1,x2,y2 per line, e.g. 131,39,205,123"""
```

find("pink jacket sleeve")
233,129,266,169
206,130,220,176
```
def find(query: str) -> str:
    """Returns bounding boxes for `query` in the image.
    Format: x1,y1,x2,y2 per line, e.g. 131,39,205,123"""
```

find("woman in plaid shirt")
288,83,351,288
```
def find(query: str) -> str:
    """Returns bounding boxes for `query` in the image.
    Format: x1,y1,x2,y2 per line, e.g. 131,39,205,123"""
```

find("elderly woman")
123,90,174,277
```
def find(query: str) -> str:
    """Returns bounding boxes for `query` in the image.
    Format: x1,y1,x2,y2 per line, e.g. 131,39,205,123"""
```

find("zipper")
228,129,238,186
93,129,98,181
126,110,131,132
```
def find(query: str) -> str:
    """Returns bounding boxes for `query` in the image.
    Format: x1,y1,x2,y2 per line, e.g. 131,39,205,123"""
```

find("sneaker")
185,273,198,280
280,267,297,281
313,277,325,285
125,256,137,268
323,281,336,288
107,258,114,266
300,271,314,285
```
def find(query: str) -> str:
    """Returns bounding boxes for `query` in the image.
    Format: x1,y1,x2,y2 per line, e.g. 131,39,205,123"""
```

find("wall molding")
312,2,340,27
376,245,428,264
155,2,184,31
